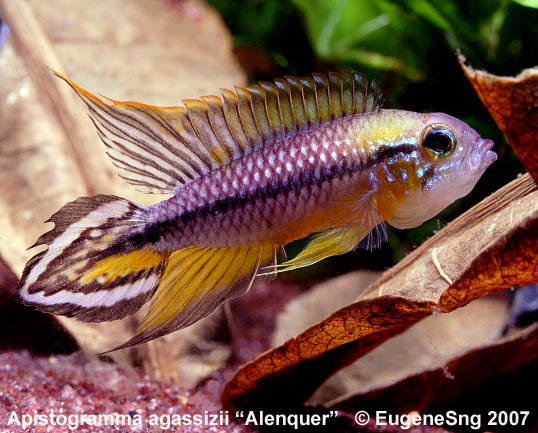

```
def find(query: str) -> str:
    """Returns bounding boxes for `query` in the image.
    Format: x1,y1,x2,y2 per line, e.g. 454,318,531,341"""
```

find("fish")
17,71,497,350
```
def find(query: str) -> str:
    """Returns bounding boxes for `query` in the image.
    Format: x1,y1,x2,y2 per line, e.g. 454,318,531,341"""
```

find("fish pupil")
423,126,456,157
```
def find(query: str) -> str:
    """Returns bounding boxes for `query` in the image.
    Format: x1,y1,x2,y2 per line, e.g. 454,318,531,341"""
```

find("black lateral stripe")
369,144,414,165
138,143,416,245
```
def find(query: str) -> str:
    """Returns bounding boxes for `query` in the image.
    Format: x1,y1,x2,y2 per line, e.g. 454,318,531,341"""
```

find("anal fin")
109,243,275,351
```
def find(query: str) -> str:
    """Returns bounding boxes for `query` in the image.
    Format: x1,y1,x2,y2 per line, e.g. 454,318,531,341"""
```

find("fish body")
143,109,494,249
148,112,383,249
18,71,496,350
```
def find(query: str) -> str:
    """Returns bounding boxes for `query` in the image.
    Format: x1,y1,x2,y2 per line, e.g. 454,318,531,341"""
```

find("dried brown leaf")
440,207,538,311
272,271,383,347
329,323,538,417
223,297,434,409
306,294,510,405
273,274,509,406
459,55,538,182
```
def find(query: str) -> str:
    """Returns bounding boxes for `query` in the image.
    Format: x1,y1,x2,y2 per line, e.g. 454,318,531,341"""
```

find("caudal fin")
19,195,278,350
18,195,168,322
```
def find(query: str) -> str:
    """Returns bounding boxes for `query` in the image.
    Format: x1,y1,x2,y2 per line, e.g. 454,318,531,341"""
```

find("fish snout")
470,138,497,169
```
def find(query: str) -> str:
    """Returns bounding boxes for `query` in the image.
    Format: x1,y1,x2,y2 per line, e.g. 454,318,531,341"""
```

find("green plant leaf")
512,0,538,8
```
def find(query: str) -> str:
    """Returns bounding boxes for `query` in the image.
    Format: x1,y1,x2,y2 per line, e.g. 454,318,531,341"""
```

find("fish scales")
147,110,422,249
154,110,423,248
18,71,497,350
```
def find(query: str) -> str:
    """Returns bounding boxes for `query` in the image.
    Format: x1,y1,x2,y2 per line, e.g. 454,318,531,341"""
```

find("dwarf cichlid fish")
18,71,497,350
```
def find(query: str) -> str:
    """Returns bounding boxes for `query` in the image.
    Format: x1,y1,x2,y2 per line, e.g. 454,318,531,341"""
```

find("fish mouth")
470,138,497,169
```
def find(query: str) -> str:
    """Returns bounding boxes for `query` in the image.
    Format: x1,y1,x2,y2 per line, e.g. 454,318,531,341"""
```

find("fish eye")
421,124,456,158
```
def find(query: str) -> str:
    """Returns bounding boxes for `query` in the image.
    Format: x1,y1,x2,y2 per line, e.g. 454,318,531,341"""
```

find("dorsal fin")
56,71,383,194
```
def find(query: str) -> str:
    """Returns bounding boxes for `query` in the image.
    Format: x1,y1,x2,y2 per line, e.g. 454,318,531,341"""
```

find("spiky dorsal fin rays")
107,244,276,351
54,71,383,195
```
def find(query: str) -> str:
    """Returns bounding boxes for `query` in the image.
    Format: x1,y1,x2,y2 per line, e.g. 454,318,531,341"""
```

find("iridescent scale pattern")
148,110,424,250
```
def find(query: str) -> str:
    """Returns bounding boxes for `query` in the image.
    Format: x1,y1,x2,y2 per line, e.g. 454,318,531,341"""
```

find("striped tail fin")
19,195,278,350
18,195,168,322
